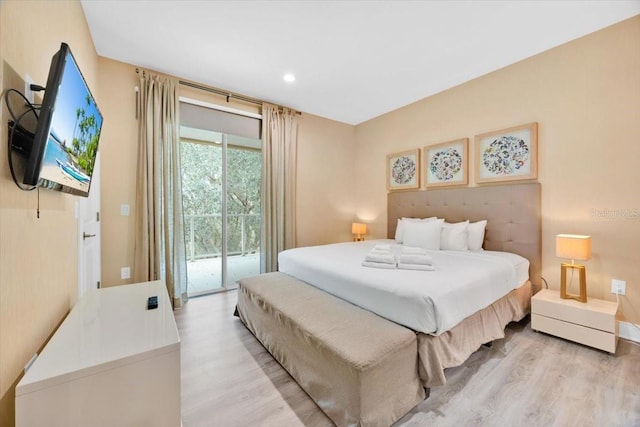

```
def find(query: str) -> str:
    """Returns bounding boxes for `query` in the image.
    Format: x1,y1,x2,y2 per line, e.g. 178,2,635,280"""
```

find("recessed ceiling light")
283,73,296,83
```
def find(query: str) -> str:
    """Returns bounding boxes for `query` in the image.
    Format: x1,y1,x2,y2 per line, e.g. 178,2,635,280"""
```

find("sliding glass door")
224,135,262,287
180,126,262,296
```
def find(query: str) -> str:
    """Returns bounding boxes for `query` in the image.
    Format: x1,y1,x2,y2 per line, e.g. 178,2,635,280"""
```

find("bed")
237,182,540,425
278,241,531,335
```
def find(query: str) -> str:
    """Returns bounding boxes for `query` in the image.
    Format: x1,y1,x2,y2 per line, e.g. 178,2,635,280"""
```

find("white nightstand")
531,288,619,353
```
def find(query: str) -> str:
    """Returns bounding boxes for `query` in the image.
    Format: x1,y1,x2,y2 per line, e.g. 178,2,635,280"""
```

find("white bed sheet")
278,239,529,335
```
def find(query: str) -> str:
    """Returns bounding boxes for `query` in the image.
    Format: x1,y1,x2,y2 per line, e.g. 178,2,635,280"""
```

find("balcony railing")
185,213,260,261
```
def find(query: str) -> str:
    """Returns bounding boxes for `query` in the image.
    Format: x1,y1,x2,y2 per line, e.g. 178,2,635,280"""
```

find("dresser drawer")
532,313,617,353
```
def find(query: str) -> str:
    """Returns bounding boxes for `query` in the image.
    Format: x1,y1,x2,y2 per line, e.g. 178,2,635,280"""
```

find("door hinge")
96,212,100,222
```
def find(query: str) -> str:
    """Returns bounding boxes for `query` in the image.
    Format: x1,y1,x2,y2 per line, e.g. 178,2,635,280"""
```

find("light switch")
120,204,130,216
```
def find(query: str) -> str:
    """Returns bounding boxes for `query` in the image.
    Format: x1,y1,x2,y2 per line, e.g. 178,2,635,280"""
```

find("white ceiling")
81,1,640,125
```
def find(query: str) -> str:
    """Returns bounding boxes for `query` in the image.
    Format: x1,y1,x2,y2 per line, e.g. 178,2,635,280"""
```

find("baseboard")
618,321,640,344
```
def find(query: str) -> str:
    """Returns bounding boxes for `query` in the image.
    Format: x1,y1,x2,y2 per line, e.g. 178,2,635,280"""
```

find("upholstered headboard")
388,183,541,291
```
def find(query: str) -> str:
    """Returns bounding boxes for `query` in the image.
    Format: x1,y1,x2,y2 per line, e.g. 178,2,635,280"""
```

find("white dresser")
15,280,181,427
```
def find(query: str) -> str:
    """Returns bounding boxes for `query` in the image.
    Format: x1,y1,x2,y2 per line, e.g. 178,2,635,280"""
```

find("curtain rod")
178,79,301,115
179,80,263,106
136,68,300,115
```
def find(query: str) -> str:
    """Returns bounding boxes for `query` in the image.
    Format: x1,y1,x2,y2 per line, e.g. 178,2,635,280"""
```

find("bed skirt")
417,281,531,387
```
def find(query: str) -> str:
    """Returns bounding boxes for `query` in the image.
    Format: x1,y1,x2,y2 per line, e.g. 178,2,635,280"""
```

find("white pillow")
395,217,437,243
467,220,487,251
403,219,444,250
441,221,469,251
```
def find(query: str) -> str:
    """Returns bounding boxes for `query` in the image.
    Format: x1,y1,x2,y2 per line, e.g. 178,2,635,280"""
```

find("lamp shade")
556,234,591,261
351,222,367,235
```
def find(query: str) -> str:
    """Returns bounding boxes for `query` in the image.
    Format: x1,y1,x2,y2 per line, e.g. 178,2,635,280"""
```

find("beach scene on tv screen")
40,52,102,193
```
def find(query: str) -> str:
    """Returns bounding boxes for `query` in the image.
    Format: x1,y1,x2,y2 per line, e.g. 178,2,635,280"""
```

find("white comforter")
278,239,529,335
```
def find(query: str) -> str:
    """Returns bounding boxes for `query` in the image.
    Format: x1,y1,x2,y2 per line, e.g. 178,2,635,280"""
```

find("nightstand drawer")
531,289,617,333
532,314,617,353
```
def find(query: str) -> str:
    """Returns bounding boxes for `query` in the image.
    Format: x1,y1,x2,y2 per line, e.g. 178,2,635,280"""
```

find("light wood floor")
174,290,640,427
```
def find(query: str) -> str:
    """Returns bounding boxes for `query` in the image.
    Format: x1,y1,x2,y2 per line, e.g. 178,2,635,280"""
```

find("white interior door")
78,153,101,299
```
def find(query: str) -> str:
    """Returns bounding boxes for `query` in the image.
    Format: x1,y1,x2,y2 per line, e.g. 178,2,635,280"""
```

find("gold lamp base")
560,263,587,303
353,235,364,242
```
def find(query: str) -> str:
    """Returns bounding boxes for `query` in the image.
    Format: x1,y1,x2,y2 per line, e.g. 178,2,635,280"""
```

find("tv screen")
23,43,103,197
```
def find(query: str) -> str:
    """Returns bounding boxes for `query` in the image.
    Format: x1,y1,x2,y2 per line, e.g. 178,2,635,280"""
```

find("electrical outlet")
120,204,130,216
121,267,131,280
24,74,35,104
611,279,626,295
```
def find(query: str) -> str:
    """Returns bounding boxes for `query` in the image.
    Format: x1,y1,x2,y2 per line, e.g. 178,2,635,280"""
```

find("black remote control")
147,296,158,310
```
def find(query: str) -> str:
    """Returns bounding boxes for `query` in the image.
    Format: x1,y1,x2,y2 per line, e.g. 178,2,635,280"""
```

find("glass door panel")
225,135,262,288
181,128,223,295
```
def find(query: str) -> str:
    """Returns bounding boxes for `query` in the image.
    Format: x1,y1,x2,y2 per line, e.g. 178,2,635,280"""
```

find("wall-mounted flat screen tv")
23,42,102,197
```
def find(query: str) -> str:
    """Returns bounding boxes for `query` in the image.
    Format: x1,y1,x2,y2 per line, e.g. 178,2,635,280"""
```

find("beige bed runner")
237,272,425,427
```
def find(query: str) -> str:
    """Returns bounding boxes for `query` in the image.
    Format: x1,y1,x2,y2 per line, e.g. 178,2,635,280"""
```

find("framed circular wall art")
387,149,420,191
475,122,538,184
424,138,468,188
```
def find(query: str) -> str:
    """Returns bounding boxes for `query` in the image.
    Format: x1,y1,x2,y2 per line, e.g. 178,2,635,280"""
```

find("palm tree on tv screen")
70,94,100,176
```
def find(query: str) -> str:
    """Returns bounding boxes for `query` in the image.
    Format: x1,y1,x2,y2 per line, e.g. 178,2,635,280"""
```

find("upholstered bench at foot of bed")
236,272,425,427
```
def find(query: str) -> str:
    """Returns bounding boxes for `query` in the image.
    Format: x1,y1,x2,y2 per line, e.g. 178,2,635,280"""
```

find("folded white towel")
362,261,397,269
365,253,396,264
397,263,435,271
402,246,428,255
398,254,433,265
370,248,391,254
374,243,391,250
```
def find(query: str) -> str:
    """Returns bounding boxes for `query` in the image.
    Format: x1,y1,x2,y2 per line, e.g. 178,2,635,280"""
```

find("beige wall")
0,1,98,425
296,114,357,246
98,58,357,286
355,16,640,324
97,58,139,286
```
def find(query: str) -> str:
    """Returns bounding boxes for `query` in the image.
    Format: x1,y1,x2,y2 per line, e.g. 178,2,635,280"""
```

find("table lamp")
352,223,367,241
556,234,591,303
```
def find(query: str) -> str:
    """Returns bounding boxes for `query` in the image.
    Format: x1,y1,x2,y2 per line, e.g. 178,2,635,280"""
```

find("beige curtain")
134,73,188,308
261,103,298,272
